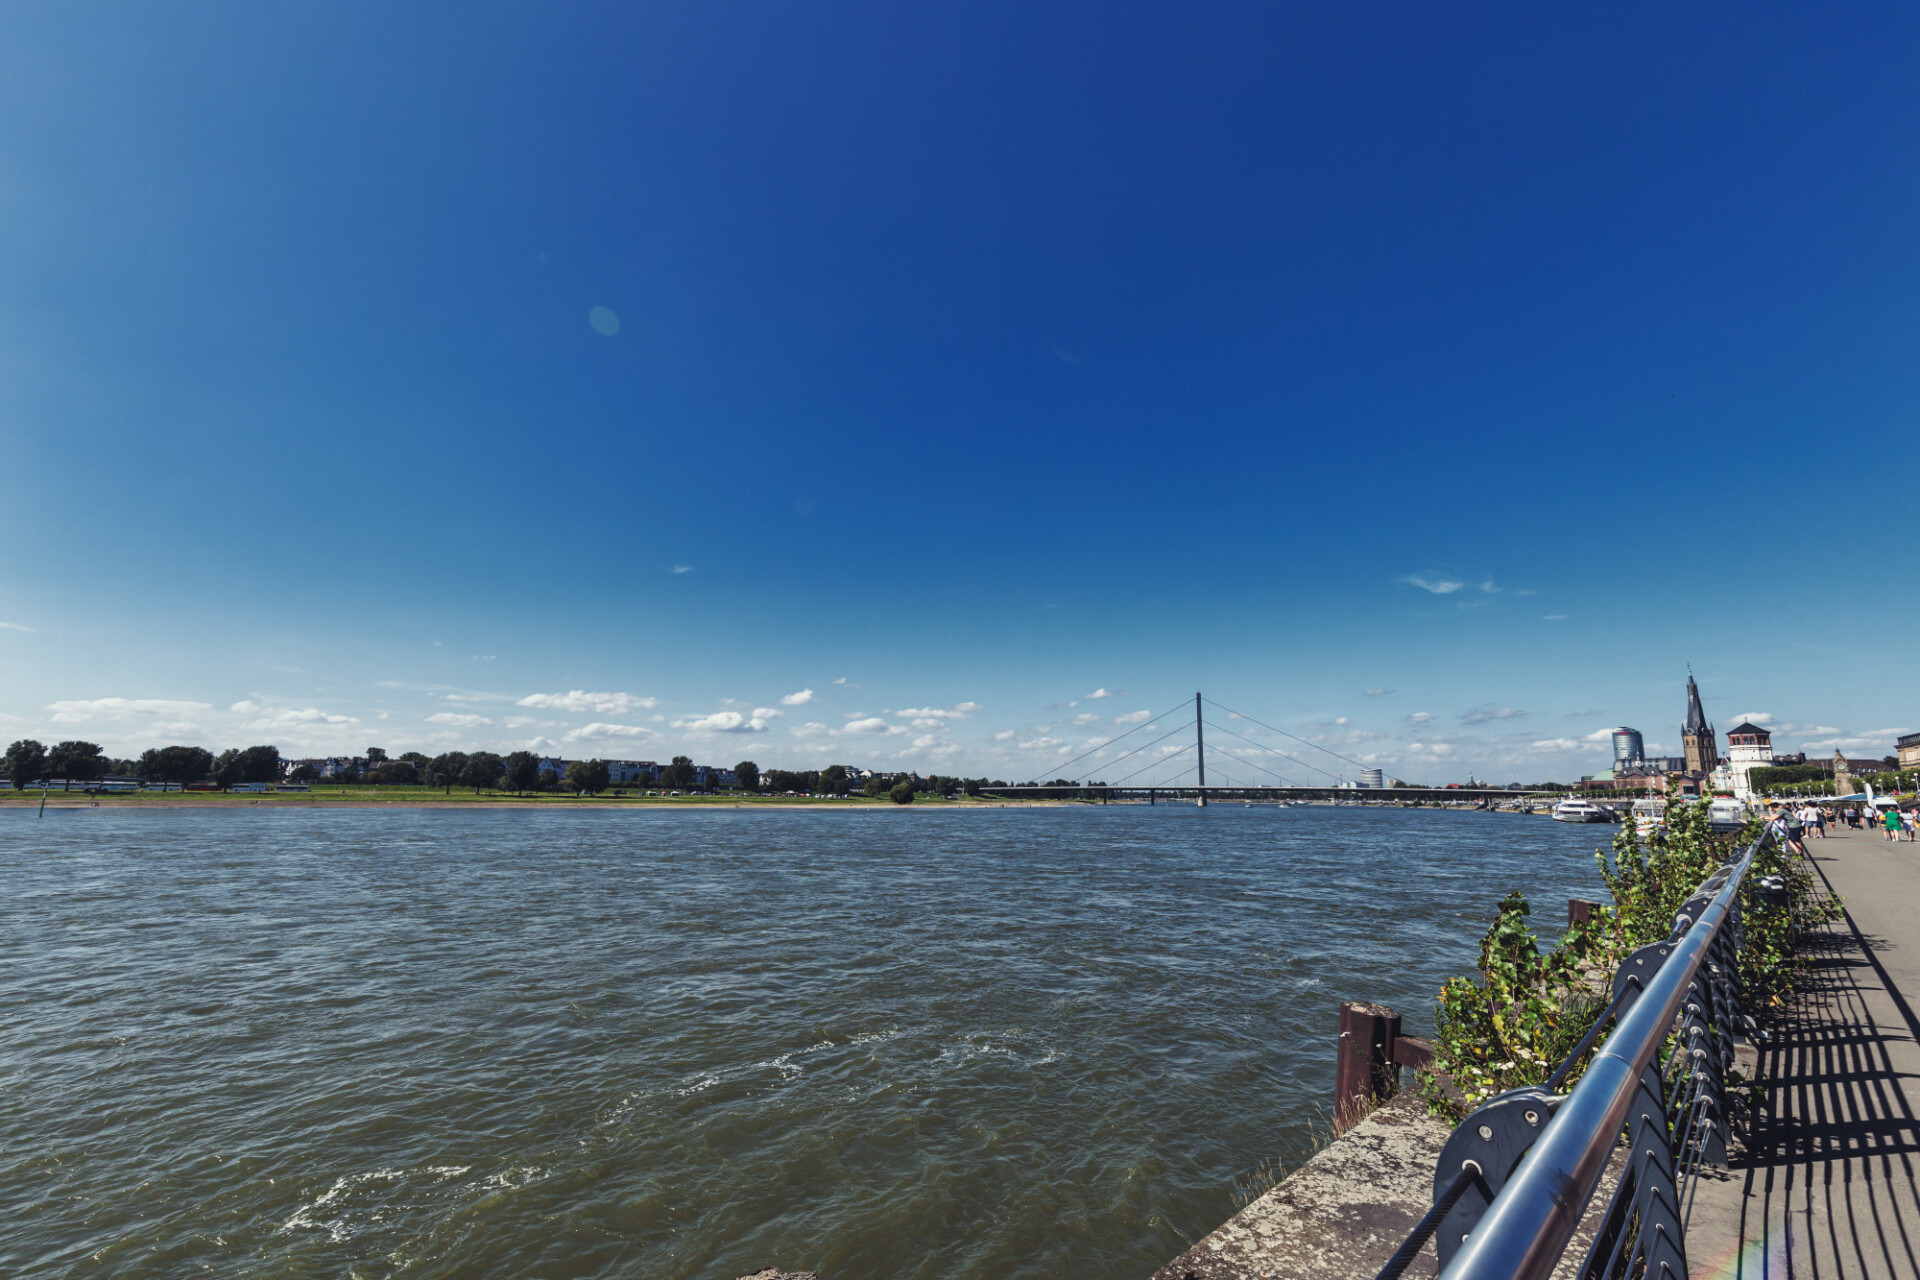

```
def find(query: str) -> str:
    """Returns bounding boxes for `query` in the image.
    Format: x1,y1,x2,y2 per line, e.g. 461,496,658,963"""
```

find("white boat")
1707,797,1748,832
1553,797,1613,823
1631,798,1667,837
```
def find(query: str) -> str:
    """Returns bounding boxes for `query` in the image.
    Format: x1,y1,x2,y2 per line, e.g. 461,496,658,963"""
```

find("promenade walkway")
1689,822,1920,1280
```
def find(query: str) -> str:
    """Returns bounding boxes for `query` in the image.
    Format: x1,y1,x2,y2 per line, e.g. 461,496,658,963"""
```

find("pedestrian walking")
1886,806,1903,840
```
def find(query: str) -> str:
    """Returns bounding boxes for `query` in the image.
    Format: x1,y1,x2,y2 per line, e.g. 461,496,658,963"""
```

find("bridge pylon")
1195,691,1207,806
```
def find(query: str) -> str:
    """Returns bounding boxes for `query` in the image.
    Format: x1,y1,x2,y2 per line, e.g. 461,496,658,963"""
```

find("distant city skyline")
2,3,1914,781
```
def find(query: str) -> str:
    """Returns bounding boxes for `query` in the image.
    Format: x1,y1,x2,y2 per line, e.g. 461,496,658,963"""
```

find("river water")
0,805,1616,1280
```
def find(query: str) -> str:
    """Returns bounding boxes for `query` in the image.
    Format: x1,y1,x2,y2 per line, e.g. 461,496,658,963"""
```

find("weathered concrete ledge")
1151,1090,1627,1280
1151,1091,1450,1280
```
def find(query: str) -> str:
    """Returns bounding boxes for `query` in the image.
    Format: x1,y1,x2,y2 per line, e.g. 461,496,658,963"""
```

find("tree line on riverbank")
2,738,1014,801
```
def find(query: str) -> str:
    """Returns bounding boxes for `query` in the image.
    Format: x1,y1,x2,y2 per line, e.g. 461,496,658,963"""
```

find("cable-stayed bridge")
984,693,1547,803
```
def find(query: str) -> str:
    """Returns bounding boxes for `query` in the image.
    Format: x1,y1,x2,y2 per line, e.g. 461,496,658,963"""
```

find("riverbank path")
1688,821,1920,1279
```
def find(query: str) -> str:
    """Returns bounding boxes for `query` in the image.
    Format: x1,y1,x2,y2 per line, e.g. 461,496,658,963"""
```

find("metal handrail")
1436,835,1764,1280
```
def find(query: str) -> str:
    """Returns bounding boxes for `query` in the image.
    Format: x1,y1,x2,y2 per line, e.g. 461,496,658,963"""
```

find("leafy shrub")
1421,799,1836,1119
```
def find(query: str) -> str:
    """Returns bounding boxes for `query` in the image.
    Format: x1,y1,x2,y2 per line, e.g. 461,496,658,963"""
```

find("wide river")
1,805,1617,1280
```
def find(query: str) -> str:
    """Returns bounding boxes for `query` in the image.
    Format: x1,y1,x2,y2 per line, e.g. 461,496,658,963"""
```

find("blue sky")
2,1,1915,783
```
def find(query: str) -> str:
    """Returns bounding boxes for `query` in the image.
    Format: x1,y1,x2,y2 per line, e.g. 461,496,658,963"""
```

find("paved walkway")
1689,824,1920,1280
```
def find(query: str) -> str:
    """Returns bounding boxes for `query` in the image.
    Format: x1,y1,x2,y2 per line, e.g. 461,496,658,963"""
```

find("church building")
1681,671,1719,776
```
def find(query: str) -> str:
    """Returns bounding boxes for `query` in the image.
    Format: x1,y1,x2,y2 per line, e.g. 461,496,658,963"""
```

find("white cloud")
842,717,904,735
1086,688,1114,699
427,712,493,727
1582,729,1613,742
1732,712,1773,725
1114,709,1152,724
1543,614,1568,621
503,716,542,729
833,677,850,685
1364,688,1393,697
230,700,261,714
671,565,693,574
889,702,980,721
1802,728,1910,752
237,705,361,733
1334,716,1349,726
1403,574,1464,595
994,729,1017,741
780,689,815,706
563,722,653,741
48,697,214,723
517,690,657,714
0,621,35,633
1531,738,1588,752
1462,707,1524,723
1479,580,1500,594
1406,711,1434,724
1072,713,1101,726
1019,736,1066,751
790,722,829,738
675,710,779,734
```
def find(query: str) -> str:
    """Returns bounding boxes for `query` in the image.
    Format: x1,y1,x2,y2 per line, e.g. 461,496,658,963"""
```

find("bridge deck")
1688,824,1920,1280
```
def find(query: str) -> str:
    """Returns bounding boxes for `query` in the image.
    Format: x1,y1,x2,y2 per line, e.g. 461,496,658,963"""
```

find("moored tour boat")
1553,797,1612,823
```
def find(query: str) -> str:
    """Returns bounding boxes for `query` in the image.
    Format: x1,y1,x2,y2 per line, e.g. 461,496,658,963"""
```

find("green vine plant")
1420,799,1840,1120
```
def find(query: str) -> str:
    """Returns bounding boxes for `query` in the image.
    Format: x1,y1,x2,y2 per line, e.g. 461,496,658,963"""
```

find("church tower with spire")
1682,670,1718,775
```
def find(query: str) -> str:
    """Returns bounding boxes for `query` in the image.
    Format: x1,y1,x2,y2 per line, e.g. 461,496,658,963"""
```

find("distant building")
1360,768,1384,788
285,756,359,779
1681,672,1719,776
1900,733,1920,770
604,759,657,784
1724,721,1773,800
1611,727,1645,765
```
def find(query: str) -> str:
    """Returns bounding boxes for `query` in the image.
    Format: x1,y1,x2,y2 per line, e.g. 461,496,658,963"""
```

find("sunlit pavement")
1687,824,1920,1280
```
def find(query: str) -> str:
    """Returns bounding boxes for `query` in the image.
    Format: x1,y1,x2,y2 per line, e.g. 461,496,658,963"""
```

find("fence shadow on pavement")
1699,862,1920,1280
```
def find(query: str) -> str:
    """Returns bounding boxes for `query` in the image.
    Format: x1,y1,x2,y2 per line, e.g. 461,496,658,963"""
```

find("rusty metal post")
1568,898,1600,927
1335,1000,1400,1132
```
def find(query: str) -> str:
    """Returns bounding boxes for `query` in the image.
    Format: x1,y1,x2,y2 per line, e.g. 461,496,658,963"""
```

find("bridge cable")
1203,698,1379,774
1068,716,1197,783
1110,742,1194,786
1203,762,1248,787
1109,743,1192,787
1203,718,1346,783
1043,697,1197,783
1200,739,1301,787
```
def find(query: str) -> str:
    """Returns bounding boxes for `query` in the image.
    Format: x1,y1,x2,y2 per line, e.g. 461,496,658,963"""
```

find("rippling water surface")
0,806,1617,1279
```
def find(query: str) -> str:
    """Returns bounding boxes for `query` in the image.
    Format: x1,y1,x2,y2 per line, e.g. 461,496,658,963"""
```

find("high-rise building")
1360,768,1384,788
1681,671,1719,775
1611,727,1645,765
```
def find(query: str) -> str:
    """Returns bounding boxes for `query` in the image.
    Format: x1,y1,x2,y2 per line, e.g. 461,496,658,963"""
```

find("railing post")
1569,898,1600,927
1336,1000,1401,1132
